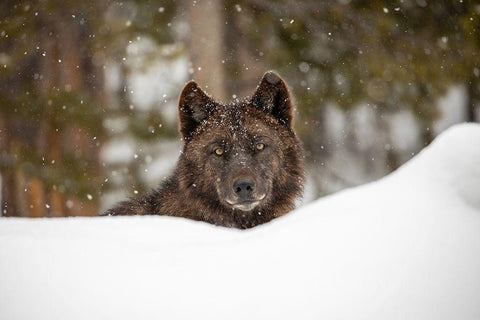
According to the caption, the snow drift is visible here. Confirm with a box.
[1,123,479,320]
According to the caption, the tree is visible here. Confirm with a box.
[1,1,477,214]
[220,0,478,194]
[0,1,106,216]
[185,0,228,101]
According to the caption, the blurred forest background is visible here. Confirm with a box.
[0,0,479,217]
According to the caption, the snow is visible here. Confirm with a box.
[1,123,480,320]
[434,86,468,135]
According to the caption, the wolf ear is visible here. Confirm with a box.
[251,71,294,127]
[178,81,215,140]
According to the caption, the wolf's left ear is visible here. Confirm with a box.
[178,81,215,140]
[252,71,293,127]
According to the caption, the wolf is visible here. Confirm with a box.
[104,71,304,229]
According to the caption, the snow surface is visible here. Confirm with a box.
[1,123,480,320]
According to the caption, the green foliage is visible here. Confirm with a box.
[236,0,479,151]
[0,0,184,207]
[1,0,478,213]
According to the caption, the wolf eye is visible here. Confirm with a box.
[256,143,265,151]
[214,148,224,156]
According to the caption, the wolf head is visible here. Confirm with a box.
[177,71,304,220]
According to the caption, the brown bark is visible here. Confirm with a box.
[1,168,17,217]
[27,177,46,218]
[1,133,25,216]
[48,130,64,217]
[186,0,227,101]
[467,78,479,123]
[224,3,267,99]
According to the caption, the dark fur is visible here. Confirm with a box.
[104,71,304,229]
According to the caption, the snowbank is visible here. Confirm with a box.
[1,123,479,320]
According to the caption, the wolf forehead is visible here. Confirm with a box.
[188,102,284,143]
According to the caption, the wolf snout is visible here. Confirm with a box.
[233,178,254,199]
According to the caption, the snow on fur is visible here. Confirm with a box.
[1,123,479,320]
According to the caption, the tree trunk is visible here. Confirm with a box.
[186,0,227,101]
[467,78,479,123]
[223,2,268,99]
[27,177,46,218]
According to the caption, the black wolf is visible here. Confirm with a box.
[104,71,304,229]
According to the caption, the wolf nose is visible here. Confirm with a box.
[233,178,254,198]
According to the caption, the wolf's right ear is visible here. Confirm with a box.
[252,71,294,127]
[178,81,215,140]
